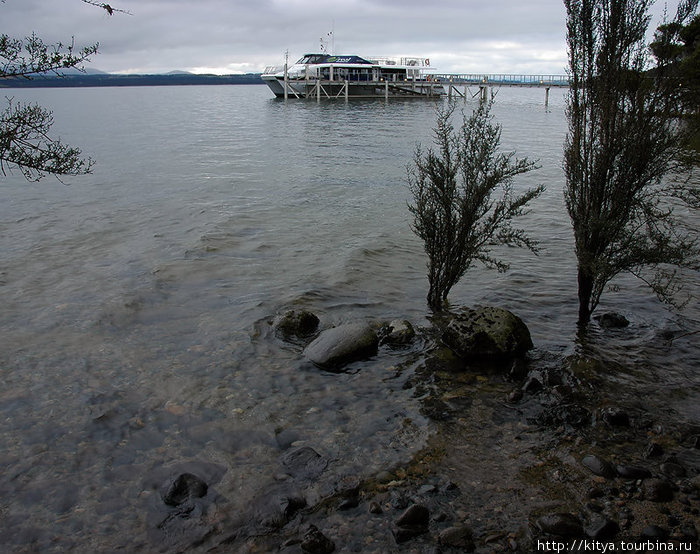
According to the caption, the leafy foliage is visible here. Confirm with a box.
[0,0,125,181]
[651,3,700,159]
[564,0,700,324]
[408,99,543,311]
[0,98,93,180]
[1,33,98,79]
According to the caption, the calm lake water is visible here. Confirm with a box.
[1,84,698,552]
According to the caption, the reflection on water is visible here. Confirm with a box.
[0,85,697,551]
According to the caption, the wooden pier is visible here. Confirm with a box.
[281,72,568,105]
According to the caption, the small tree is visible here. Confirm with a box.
[564,0,700,325]
[408,99,543,312]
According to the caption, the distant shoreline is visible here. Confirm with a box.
[0,73,263,88]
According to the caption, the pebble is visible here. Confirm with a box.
[162,473,208,506]
[644,442,664,458]
[536,513,583,537]
[661,462,687,479]
[396,504,430,527]
[438,525,474,551]
[642,478,675,502]
[601,406,630,427]
[300,524,335,554]
[615,465,652,479]
[641,525,669,539]
[585,516,619,540]
[582,454,616,478]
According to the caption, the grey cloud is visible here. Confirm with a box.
[1,0,682,75]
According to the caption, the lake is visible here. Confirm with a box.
[0,84,698,552]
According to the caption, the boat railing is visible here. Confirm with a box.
[263,65,285,75]
[367,56,430,68]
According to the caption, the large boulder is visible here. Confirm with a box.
[303,322,378,370]
[441,306,533,361]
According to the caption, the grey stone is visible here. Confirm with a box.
[303,322,378,369]
[642,478,675,502]
[300,524,335,554]
[438,525,475,550]
[641,525,669,539]
[536,513,583,537]
[585,516,619,540]
[661,462,687,479]
[381,319,416,346]
[441,306,533,361]
[281,446,328,481]
[582,454,616,479]
[274,310,320,338]
[396,504,430,527]
[595,312,629,328]
[615,465,652,479]
[163,473,208,506]
[601,406,630,427]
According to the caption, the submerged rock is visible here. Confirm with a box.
[536,513,583,537]
[600,406,631,427]
[595,312,629,328]
[163,473,208,506]
[441,306,533,361]
[615,465,652,479]
[274,310,320,339]
[660,462,687,479]
[380,319,416,346]
[300,524,335,553]
[303,322,378,370]
[393,504,430,543]
[251,483,307,529]
[396,504,430,527]
[281,446,328,481]
[438,525,475,550]
[585,516,619,540]
[582,454,616,479]
[642,478,675,502]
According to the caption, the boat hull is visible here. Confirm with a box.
[262,77,445,99]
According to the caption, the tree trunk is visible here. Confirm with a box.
[427,285,444,313]
[577,265,594,324]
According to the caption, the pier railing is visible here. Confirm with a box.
[434,73,569,86]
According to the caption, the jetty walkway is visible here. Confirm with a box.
[437,73,569,104]
[282,73,569,103]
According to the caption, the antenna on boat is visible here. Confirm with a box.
[320,23,334,54]
[331,20,335,54]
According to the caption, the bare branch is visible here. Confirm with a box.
[80,0,131,16]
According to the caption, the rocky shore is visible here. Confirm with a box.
[149,306,699,553]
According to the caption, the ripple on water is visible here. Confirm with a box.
[0,85,697,552]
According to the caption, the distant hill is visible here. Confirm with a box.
[60,67,110,75]
[0,73,263,88]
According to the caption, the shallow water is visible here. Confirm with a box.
[0,84,698,551]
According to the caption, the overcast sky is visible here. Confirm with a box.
[2,0,686,76]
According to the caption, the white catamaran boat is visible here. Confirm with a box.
[262,54,445,99]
